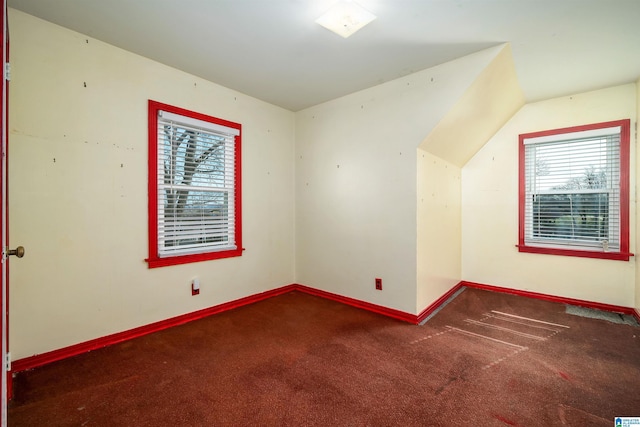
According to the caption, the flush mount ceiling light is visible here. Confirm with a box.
[315,0,377,38]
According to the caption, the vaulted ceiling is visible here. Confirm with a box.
[10,0,640,111]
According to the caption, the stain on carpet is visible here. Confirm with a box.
[565,305,640,326]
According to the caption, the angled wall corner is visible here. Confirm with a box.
[419,43,525,168]
[416,149,461,313]
[294,44,511,315]
[415,44,524,314]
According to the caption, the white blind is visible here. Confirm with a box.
[524,131,620,251]
[157,110,237,257]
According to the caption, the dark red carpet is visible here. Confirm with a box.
[9,288,640,426]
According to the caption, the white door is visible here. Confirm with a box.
[0,0,13,427]
[1,0,8,424]
[0,0,7,423]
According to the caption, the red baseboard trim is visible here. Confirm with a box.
[13,281,639,373]
[460,281,639,320]
[11,284,298,373]
[292,284,418,324]
[416,282,465,324]
[12,283,419,373]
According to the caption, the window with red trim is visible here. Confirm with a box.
[518,119,631,261]
[147,100,242,268]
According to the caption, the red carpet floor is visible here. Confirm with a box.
[9,287,640,426]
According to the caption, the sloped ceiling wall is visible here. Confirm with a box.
[416,44,525,314]
[419,44,525,167]
[295,45,510,314]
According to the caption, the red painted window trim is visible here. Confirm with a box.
[518,119,631,261]
[146,100,242,268]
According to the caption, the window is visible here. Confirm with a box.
[518,119,631,261]
[147,100,242,268]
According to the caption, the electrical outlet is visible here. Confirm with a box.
[375,278,382,290]
[191,278,200,296]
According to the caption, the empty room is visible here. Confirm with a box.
[2,0,640,425]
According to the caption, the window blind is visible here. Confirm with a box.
[157,110,237,257]
[523,131,621,251]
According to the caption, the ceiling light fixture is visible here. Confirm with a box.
[315,0,377,38]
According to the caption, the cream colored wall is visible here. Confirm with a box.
[8,9,295,360]
[415,44,523,313]
[420,44,525,167]
[417,150,461,311]
[295,46,504,314]
[462,84,637,307]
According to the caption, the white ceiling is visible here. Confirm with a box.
[9,0,640,111]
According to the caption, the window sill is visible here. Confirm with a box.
[516,244,632,261]
[146,248,243,268]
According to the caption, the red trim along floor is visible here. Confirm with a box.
[461,281,640,321]
[12,281,639,374]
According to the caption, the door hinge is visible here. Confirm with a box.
[4,62,9,81]
[5,352,10,372]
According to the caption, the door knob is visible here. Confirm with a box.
[8,246,25,258]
